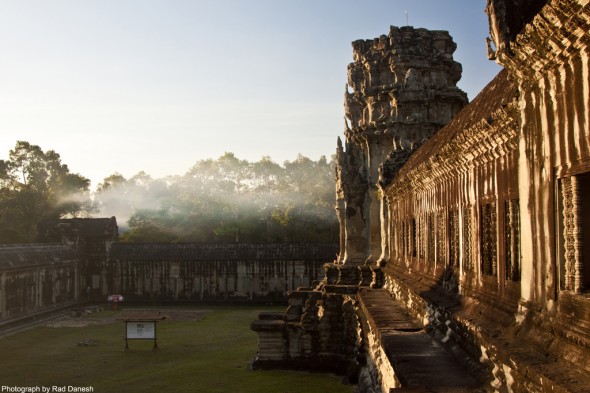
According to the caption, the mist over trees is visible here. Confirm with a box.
[0,142,338,244]
[95,152,338,243]
[0,141,93,243]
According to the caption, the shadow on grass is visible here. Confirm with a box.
[0,306,352,393]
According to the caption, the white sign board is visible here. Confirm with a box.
[126,322,156,339]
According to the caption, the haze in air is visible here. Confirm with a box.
[0,0,501,190]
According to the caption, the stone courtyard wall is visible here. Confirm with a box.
[0,244,80,321]
[37,217,119,296]
[0,228,337,323]
[109,243,337,302]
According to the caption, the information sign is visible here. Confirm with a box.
[126,322,156,339]
[116,310,166,351]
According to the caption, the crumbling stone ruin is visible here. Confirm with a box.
[252,1,590,392]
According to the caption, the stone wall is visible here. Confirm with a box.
[0,244,79,321]
[109,243,337,302]
[491,0,590,386]
[0,219,119,323]
[382,68,520,310]
[37,217,119,296]
[376,1,590,389]
[0,218,337,321]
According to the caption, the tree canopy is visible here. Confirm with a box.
[0,141,93,243]
[1,142,337,244]
[95,152,338,243]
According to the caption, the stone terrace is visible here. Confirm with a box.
[357,289,482,393]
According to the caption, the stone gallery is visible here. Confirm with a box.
[0,218,336,321]
[252,1,590,392]
[1,0,589,392]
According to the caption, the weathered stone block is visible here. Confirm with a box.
[359,265,373,286]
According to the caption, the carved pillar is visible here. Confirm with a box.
[562,176,583,293]
[336,197,346,264]
[366,135,393,264]
[337,138,371,265]
[463,205,475,273]
[505,198,521,281]
[437,209,447,269]
[449,209,459,268]
[335,141,347,265]
[377,194,390,267]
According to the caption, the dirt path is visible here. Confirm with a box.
[46,307,211,328]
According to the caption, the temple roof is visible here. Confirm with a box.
[109,242,338,262]
[381,68,518,189]
[37,217,118,241]
[0,244,78,269]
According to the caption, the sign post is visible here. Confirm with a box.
[116,310,167,351]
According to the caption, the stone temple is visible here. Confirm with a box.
[1,1,589,392]
[252,1,590,392]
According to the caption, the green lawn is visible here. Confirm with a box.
[0,307,352,393]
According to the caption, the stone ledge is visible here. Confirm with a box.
[323,285,360,295]
[251,357,351,374]
[357,289,481,391]
[250,319,285,332]
[384,266,590,393]
[257,312,285,321]
[287,289,323,300]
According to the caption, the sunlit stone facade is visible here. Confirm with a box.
[253,1,590,391]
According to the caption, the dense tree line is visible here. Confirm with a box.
[1,142,338,244]
[0,141,93,243]
[96,152,338,243]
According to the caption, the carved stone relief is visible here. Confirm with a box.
[505,198,521,281]
[448,209,460,268]
[463,206,476,272]
[561,176,583,292]
[428,214,436,265]
[437,210,447,267]
[480,202,497,276]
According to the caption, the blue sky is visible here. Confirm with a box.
[0,0,501,189]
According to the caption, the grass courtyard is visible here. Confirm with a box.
[0,306,352,393]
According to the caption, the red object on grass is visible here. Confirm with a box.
[107,294,124,302]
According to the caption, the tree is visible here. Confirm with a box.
[0,141,93,243]
[104,152,338,243]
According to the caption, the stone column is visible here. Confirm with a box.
[335,146,347,264]
[338,139,371,265]
[366,135,393,264]
[377,193,390,267]
[335,197,346,263]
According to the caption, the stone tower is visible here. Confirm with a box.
[252,25,468,377]
[337,26,467,266]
